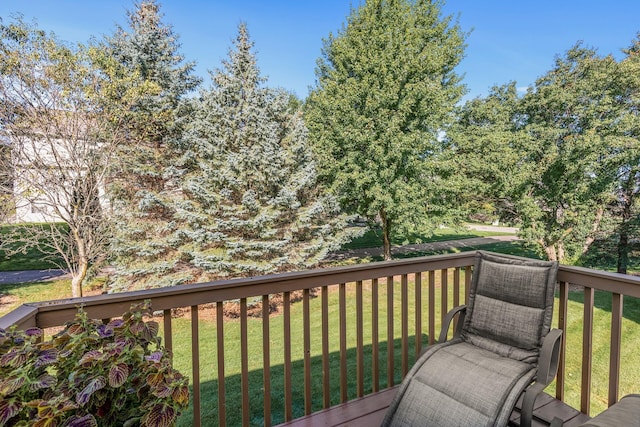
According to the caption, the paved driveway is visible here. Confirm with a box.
[0,269,69,285]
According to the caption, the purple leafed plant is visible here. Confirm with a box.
[0,301,189,427]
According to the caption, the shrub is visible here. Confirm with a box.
[0,301,188,426]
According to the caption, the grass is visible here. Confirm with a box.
[0,278,105,317]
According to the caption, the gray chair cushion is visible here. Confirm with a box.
[382,251,559,427]
[382,339,536,426]
[579,394,640,426]
[462,251,558,363]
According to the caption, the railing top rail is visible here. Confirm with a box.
[1,251,477,330]
[558,264,640,298]
[4,251,640,331]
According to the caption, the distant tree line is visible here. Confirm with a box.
[1,0,638,299]
[450,41,640,272]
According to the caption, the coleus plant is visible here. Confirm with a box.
[0,301,189,426]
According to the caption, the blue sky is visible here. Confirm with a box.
[1,1,639,101]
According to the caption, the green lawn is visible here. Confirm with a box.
[0,278,105,317]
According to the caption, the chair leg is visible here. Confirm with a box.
[550,417,564,427]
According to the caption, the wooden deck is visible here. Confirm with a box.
[277,387,592,427]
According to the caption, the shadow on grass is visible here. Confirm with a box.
[576,236,640,273]
[0,224,66,271]
[178,335,428,427]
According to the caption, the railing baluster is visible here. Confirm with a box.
[262,295,271,427]
[465,265,472,303]
[372,278,380,392]
[387,275,394,387]
[581,287,594,415]
[283,291,292,421]
[415,272,422,357]
[453,268,460,332]
[557,281,568,402]
[608,293,623,406]
[401,274,409,378]
[356,280,364,397]
[216,302,226,427]
[240,299,249,426]
[191,305,201,427]
[303,289,312,414]
[453,267,460,307]
[428,270,435,345]
[163,309,172,355]
[441,268,448,329]
[339,283,348,402]
[321,285,330,408]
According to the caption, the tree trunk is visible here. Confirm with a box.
[582,207,604,256]
[616,193,634,274]
[617,223,630,274]
[380,208,392,261]
[557,242,565,263]
[544,244,557,261]
[71,259,88,298]
[71,235,89,298]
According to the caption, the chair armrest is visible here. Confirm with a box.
[438,305,467,343]
[520,329,563,427]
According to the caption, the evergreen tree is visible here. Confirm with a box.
[97,1,201,289]
[154,24,358,284]
[305,0,467,260]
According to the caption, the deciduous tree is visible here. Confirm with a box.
[608,36,640,273]
[516,46,620,261]
[448,83,531,224]
[305,0,466,260]
[0,18,116,296]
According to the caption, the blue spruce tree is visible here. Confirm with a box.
[102,1,201,290]
[172,24,360,282]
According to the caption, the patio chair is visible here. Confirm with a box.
[381,250,562,427]
[576,394,640,426]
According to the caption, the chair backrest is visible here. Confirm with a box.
[461,251,559,364]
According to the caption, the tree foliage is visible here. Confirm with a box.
[130,24,359,286]
[0,18,115,296]
[454,44,639,265]
[516,46,624,261]
[305,0,467,260]
[97,1,201,289]
[607,35,640,273]
[448,82,531,224]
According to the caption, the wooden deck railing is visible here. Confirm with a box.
[1,250,640,426]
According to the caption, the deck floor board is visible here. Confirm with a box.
[277,387,591,427]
